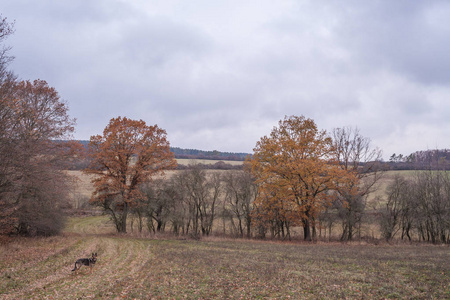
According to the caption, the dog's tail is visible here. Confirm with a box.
[71,263,77,272]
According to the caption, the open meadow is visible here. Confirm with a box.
[0,215,449,299]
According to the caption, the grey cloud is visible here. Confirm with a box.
[113,17,213,70]
[2,0,450,158]
[334,1,450,85]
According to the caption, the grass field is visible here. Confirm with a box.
[176,158,244,166]
[1,215,449,299]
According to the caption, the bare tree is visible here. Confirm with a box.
[378,171,450,243]
[379,175,409,241]
[331,127,384,241]
[223,170,257,238]
[0,15,17,235]
[0,15,15,84]
[137,179,178,233]
[412,171,450,243]
[175,165,222,237]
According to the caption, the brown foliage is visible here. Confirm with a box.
[85,116,177,233]
[0,79,77,236]
[247,115,355,241]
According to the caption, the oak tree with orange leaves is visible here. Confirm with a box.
[85,117,177,233]
[247,115,355,241]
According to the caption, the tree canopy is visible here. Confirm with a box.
[247,115,355,240]
[0,79,77,236]
[85,116,177,233]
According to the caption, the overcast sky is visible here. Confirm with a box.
[2,1,450,159]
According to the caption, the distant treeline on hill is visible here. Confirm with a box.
[74,141,450,170]
[76,141,250,161]
[389,149,450,170]
[170,147,249,161]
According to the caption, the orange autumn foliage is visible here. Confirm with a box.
[246,115,356,240]
[85,117,177,233]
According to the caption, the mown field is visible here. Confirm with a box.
[364,170,420,203]
[0,215,449,299]
[175,158,244,166]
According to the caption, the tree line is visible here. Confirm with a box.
[170,147,248,161]
[389,149,450,170]
[380,171,450,243]
[84,115,448,243]
[77,141,249,161]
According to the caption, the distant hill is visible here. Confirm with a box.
[76,140,250,161]
[389,149,450,170]
[170,147,249,161]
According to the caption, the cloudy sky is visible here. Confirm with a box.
[2,1,450,159]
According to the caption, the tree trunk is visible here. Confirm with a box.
[137,212,143,233]
[348,223,353,241]
[303,218,312,241]
[156,220,163,232]
[118,203,128,233]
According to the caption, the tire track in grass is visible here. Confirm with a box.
[60,216,156,298]
[2,215,122,299]
[2,217,156,299]
[1,238,101,298]
[7,236,156,299]
[98,237,154,298]
[36,236,123,299]
[0,236,83,298]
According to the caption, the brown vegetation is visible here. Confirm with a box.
[0,216,449,299]
[246,116,357,241]
[84,116,177,233]
[0,61,79,236]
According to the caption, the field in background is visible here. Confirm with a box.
[68,168,423,200]
[1,215,449,299]
[176,158,244,166]
[68,169,411,198]
[66,169,437,239]
[365,170,419,203]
